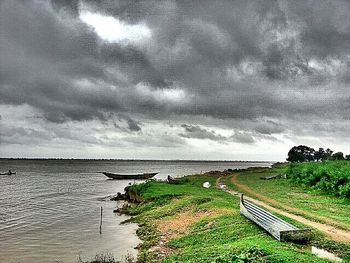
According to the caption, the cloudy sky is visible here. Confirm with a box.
[0,0,349,161]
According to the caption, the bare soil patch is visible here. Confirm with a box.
[151,209,229,259]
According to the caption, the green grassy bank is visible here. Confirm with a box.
[224,164,350,261]
[225,164,350,231]
[124,173,336,262]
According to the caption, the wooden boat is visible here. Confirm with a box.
[0,171,16,175]
[240,194,311,242]
[101,172,158,180]
[167,175,180,184]
[260,173,287,180]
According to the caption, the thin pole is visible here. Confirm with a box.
[99,206,103,234]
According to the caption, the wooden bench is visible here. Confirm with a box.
[240,194,311,242]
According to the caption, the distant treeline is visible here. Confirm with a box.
[287,145,350,163]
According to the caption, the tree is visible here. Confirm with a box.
[314,147,326,161]
[325,148,334,160]
[346,155,350,160]
[332,152,345,160]
[287,145,315,163]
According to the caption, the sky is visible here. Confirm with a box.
[0,0,349,161]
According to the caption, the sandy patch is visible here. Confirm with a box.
[151,209,230,258]
[158,210,226,239]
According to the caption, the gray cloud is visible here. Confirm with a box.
[231,132,256,144]
[254,120,285,135]
[0,0,349,158]
[117,115,142,132]
[179,124,257,144]
[179,124,226,141]
[126,119,141,132]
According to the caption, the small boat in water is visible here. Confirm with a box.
[101,172,158,180]
[0,170,16,175]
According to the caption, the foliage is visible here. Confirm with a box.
[314,147,333,162]
[287,145,316,162]
[287,161,350,198]
[213,247,267,263]
[333,152,345,160]
[286,145,349,163]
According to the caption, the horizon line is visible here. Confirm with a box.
[0,157,277,163]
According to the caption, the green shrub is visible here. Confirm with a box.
[287,161,350,197]
[213,247,267,263]
[339,183,350,198]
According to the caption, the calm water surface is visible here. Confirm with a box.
[0,159,271,263]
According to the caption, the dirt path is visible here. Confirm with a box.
[216,176,350,243]
[231,174,349,229]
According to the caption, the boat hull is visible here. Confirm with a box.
[0,172,16,175]
[240,194,311,243]
[102,172,158,180]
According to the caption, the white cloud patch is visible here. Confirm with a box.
[135,82,190,104]
[79,11,151,44]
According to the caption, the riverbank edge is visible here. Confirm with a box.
[111,184,156,262]
[112,166,349,262]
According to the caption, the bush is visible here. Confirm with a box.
[339,183,350,198]
[287,161,350,197]
[213,247,267,263]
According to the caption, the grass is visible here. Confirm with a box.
[224,165,350,261]
[125,174,333,262]
[225,166,350,230]
[76,252,136,263]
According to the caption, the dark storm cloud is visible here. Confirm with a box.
[285,0,350,58]
[126,119,141,132]
[50,0,80,15]
[0,126,53,145]
[99,43,167,87]
[117,115,142,132]
[180,124,257,144]
[179,124,226,141]
[231,132,256,144]
[253,120,285,135]
[0,0,349,148]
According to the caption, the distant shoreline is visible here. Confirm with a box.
[0,158,274,163]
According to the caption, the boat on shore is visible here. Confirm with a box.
[240,194,310,242]
[101,172,158,180]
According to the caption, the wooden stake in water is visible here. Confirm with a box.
[99,206,103,234]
